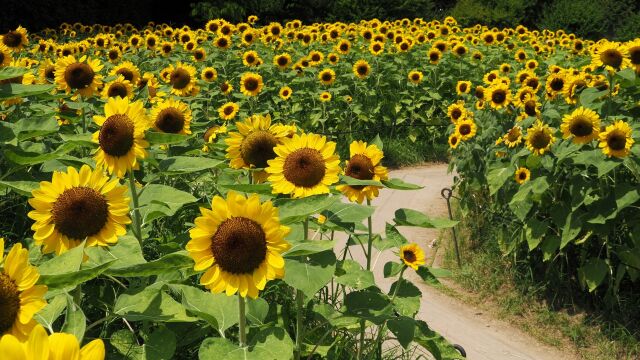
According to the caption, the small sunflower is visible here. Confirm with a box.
[28,164,131,254]
[352,59,371,79]
[319,91,332,102]
[515,167,531,185]
[92,97,149,178]
[447,101,467,123]
[150,98,192,135]
[204,124,228,143]
[101,75,133,99]
[336,141,388,204]
[220,81,233,95]
[201,67,218,82]
[336,39,351,54]
[109,61,140,84]
[239,72,263,97]
[218,101,240,121]
[545,73,566,99]
[186,191,291,298]
[0,324,105,359]
[273,53,291,69]
[456,80,471,95]
[448,133,461,149]
[193,48,206,62]
[318,68,336,86]
[561,107,601,144]
[503,126,523,148]
[599,120,634,158]
[526,120,556,156]
[408,70,423,84]
[485,83,512,110]
[266,133,341,198]
[164,62,197,97]
[54,55,103,97]
[279,86,292,100]
[369,41,384,56]
[399,243,425,270]
[0,240,47,339]
[455,118,477,141]
[37,58,56,84]
[242,50,261,67]
[214,36,231,49]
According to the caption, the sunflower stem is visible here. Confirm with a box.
[366,198,373,270]
[295,218,309,360]
[128,170,143,244]
[80,95,88,134]
[238,294,247,347]
[374,266,407,357]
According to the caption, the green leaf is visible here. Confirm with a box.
[34,294,67,329]
[61,297,86,342]
[111,327,177,360]
[219,183,273,195]
[3,143,79,165]
[158,156,224,174]
[615,184,640,212]
[283,250,336,297]
[322,201,375,226]
[524,218,547,251]
[38,242,85,276]
[15,115,59,141]
[339,175,383,187]
[0,180,39,196]
[275,195,340,224]
[579,87,608,109]
[389,279,421,316]
[335,260,375,290]
[561,211,583,249]
[114,286,196,323]
[284,240,335,257]
[108,252,193,277]
[579,258,609,292]
[0,66,30,81]
[487,166,514,195]
[169,284,238,333]
[40,261,114,291]
[246,298,269,325]
[381,178,423,190]
[388,316,416,349]
[0,84,56,100]
[384,261,404,278]
[394,208,458,228]
[84,235,146,270]
[198,327,294,360]
[344,288,393,324]
[145,131,192,145]
[370,134,384,150]
[374,223,408,251]
[138,184,197,223]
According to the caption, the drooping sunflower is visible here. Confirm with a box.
[515,167,530,185]
[456,80,471,95]
[186,191,291,298]
[1,26,29,50]
[164,62,197,97]
[101,75,133,99]
[484,83,512,110]
[318,68,336,86]
[408,70,423,84]
[599,120,634,158]
[455,118,477,141]
[218,101,240,121]
[503,126,523,148]
[150,98,192,135]
[399,243,425,270]
[352,59,371,80]
[591,42,629,71]
[560,107,601,144]
[92,97,149,178]
[0,240,47,339]
[525,120,556,156]
[54,55,103,97]
[279,86,292,100]
[0,324,105,359]
[336,141,388,204]
[266,133,341,198]
[201,67,218,82]
[28,164,130,254]
[239,72,263,97]
[109,61,140,84]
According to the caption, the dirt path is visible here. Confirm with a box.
[344,164,575,360]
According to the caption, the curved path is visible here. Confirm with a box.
[343,164,575,360]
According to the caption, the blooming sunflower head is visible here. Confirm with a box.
[101,75,133,99]
[399,243,425,270]
[525,120,556,156]
[408,70,423,84]
[164,62,197,96]
[456,80,471,95]
[599,120,634,158]
[353,59,371,79]
[0,324,105,359]
[318,68,336,86]
[218,101,240,121]
[186,192,290,298]
[503,126,523,148]
[319,91,332,102]
[485,83,512,110]
[279,86,292,100]
[54,55,103,97]
[337,141,389,204]
[109,61,140,84]
[201,67,218,82]
[561,107,601,144]
[1,27,28,50]
[266,133,341,198]
[448,133,461,149]
[455,118,477,141]
[150,98,192,135]
[239,72,263,97]
[0,241,47,339]
[273,53,291,69]
[515,167,530,185]
[591,42,629,71]
[92,97,149,178]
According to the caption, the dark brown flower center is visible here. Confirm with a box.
[530,130,551,149]
[243,77,259,91]
[2,31,22,48]
[64,62,95,89]
[277,56,288,66]
[217,38,228,47]
[357,65,368,76]
[195,51,204,60]
[155,107,185,133]
[52,186,109,240]
[526,78,539,89]
[507,128,521,142]
[44,66,55,81]
[403,250,416,263]
[205,71,214,79]
[601,49,623,68]
[519,172,527,180]
[491,90,506,104]
[241,130,278,168]
[524,101,537,116]
[108,50,119,60]
[321,72,332,82]
[223,105,235,116]
[607,131,627,151]
[451,108,462,120]
[459,83,467,92]
[284,148,326,188]
[107,83,129,98]
[411,74,420,81]
[116,68,134,82]
[569,116,594,137]
[629,47,640,65]
[345,154,375,190]
[429,52,439,62]
[550,78,564,91]
[170,68,191,90]
[99,114,135,157]
[221,83,230,92]
[459,124,471,136]
[211,217,267,274]
[246,54,255,63]
[450,136,458,146]
[0,273,20,333]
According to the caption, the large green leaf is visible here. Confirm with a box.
[275,195,340,224]
[108,252,193,277]
[169,284,238,334]
[335,260,375,290]
[198,327,294,360]
[145,131,192,145]
[344,288,393,324]
[158,156,224,174]
[388,316,416,349]
[138,184,197,223]
[487,165,514,195]
[283,250,336,297]
[111,327,177,360]
[0,66,30,81]
[389,279,421,316]
[394,208,458,228]
[381,178,423,190]
[114,286,196,323]
[84,235,146,270]
[61,296,86,342]
[0,180,39,196]
[579,258,609,292]
[0,83,56,100]
[283,240,335,257]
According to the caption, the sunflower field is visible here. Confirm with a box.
[0,14,638,360]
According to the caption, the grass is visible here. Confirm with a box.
[434,200,640,360]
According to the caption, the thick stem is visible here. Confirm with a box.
[238,295,247,347]
[295,218,310,360]
[128,170,143,244]
[366,199,374,270]
[80,95,87,134]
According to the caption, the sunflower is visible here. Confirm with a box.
[266,133,340,198]
[352,59,371,80]
[0,44,12,67]
[242,50,261,67]
[515,167,530,184]
[163,62,197,97]
[279,86,292,100]
[452,43,468,56]
[455,118,477,141]
[503,126,523,148]
[193,48,206,62]
[159,41,174,56]
[599,120,634,158]
[220,81,233,95]
[214,36,231,49]
[204,124,228,143]
[54,55,103,97]
[37,59,56,84]
[427,48,442,64]
[0,240,46,339]
[1,26,28,50]
[327,53,340,65]
[626,39,640,69]
[0,324,105,359]
[399,243,425,270]
[408,70,423,84]
[218,101,240,121]
[318,68,336,86]
[186,191,290,298]
[273,53,291,69]
[319,91,332,102]
[369,41,384,56]
[109,61,140,84]
[150,98,192,135]
[456,80,471,95]
[336,141,388,204]
[484,83,511,110]
[447,101,467,123]
[514,49,527,62]
[101,75,133,99]
[92,97,149,178]
[526,120,556,156]
[545,73,566,99]
[106,47,121,63]
[448,133,461,149]
[563,74,589,105]
[336,39,351,54]
[239,72,263,97]
[592,42,629,71]
[560,107,600,144]
[28,164,130,255]
[137,72,165,103]
[201,67,218,82]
